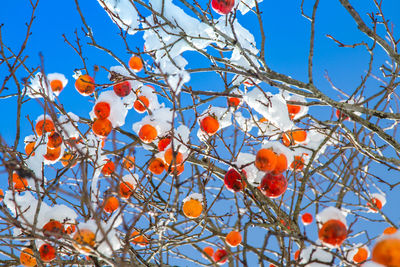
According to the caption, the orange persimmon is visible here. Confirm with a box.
[301,213,313,226]
[63,224,76,235]
[318,219,347,247]
[167,163,184,176]
[383,227,397,235]
[149,158,165,175]
[131,231,149,247]
[272,153,287,175]
[103,196,119,213]
[92,118,112,138]
[255,148,277,172]
[372,238,400,266]
[39,243,56,262]
[47,132,62,149]
[0,189,3,202]
[213,249,228,265]
[202,246,214,260]
[43,220,64,237]
[122,156,135,170]
[73,229,96,253]
[183,198,203,219]
[20,248,37,267]
[164,148,184,166]
[129,56,143,72]
[134,96,150,113]
[101,160,115,176]
[50,79,63,93]
[290,156,304,171]
[158,137,171,151]
[226,231,242,247]
[138,124,157,143]
[200,116,219,135]
[25,142,36,156]
[119,181,134,199]
[94,102,111,119]
[113,81,132,97]
[35,119,55,136]
[75,74,95,96]
[12,172,28,192]
[227,97,240,107]
[44,146,62,161]
[61,152,77,168]
[353,247,369,263]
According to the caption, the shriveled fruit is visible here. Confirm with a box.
[200,116,219,135]
[301,213,313,226]
[134,96,150,113]
[92,118,112,138]
[103,196,119,213]
[119,181,134,199]
[213,249,228,265]
[226,231,242,247]
[149,158,165,175]
[20,248,37,267]
[75,74,95,96]
[12,172,28,192]
[183,199,203,219]
[202,246,214,260]
[39,243,56,262]
[224,169,246,192]
[259,173,288,198]
[211,0,235,15]
[113,81,131,97]
[139,124,157,143]
[36,119,55,136]
[43,220,64,237]
[123,156,135,170]
[255,149,277,172]
[94,102,111,119]
[318,219,347,247]
[47,132,62,149]
[372,238,400,266]
[131,231,149,247]
[158,137,171,151]
[129,56,143,72]
[101,160,115,176]
[73,229,96,253]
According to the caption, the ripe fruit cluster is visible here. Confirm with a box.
[92,101,113,138]
[255,148,289,198]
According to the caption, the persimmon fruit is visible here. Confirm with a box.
[12,172,28,192]
[227,97,240,107]
[149,158,165,175]
[39,243,56,262]
[73,229,96,253]
[224,169,246,192]
[301,213,313,226]
[131,231,149,247]
[213,249,228,265]
[383,227,397,235]
[139,124,157,143]
[35,119,55,136]
[119,181,134,199]
[353,247,368,263]
[372,238,400,266]
[94,102,111,119]
[44,146,61,161]
[183,198,203,219]
[202,246,214,260]
[43,220,64,237]
[50,79,63,93]
[134,96,150,113]
[259,173,288,198]
[129,56,143,72]
[255,149,277,172]
[211,0,235,15]
[101,160,115,176]
[113,81,131,97]
[47,132,62,149]
[123,156,135,170]
[20,248,36,267]
[200,116,219,135]
[272,153,287,175]
[318,219,347,247]
[92,118,112,138]
[103,196,119,213]
[25,142,36,156]
[226,231,242,247]
[75,74,95,96]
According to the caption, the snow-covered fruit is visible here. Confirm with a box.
[318,219,347,247]
[224,168,246,192]
[75,74,95,96]
[259,173,288,198]
[113,81,131,97]
[212,0,235,15]
[213,248,228,265]
[200,115,219,135]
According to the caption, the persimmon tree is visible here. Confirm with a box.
[0,0,400,266]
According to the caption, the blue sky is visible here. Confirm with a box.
[1,0,400,266]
